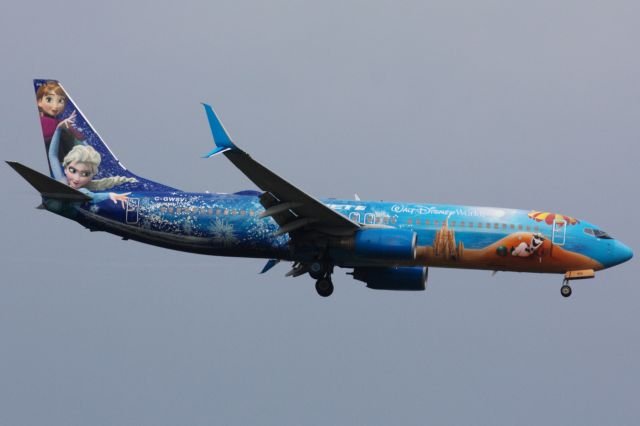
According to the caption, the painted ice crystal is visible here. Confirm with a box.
[208,218,237,246]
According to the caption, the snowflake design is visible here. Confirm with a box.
[89,204,100,213]
[208,218,237,246]
[183,218,195,236]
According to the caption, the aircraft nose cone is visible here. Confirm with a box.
[617,241,633,264]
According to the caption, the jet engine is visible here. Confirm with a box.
[352,266,428,291]
[352,229,417,261]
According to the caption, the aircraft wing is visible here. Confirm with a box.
[202,104,360,237]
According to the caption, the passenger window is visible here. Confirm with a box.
[365,213,375,224]
[349,212,361,222]
[415,218,421,225]
[518,224,523,230]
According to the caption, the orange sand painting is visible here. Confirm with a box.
[414,221,602,273]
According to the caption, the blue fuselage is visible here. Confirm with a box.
[43,191,633,274]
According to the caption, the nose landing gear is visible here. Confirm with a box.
[560,269,595,298]
[560,282,572,298]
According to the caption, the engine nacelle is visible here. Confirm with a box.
[353,229,417,261]
[352,266,428,291]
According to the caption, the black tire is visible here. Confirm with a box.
[561,284,572,298]
[315,279,334,297]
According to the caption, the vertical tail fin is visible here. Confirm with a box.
[34,79,178,192]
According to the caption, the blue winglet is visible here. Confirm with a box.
[202,103,236,158]
[201,146,231,158]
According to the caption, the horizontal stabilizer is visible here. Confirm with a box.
[6,161,91,201]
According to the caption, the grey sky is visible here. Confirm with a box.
[1,1,639,425]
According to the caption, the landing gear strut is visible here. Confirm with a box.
[315,278,334,297]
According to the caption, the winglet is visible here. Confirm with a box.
[202,103,237,157]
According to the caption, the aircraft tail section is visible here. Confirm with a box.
[33,79,179,193]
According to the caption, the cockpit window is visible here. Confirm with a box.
[584,228,613,239]
[593,229,613,239]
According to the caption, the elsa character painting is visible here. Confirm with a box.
[49,143,137,207]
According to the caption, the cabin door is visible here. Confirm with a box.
[552,219,566,246]
[126,198,140,224]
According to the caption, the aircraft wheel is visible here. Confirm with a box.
[309,262,326,280]
[315,278,334,297]
[561,284,572,298]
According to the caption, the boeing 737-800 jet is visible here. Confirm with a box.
[7,79,633,297]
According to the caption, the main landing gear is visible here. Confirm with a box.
[309,261,334,297]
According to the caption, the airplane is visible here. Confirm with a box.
[7,79,633,298]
